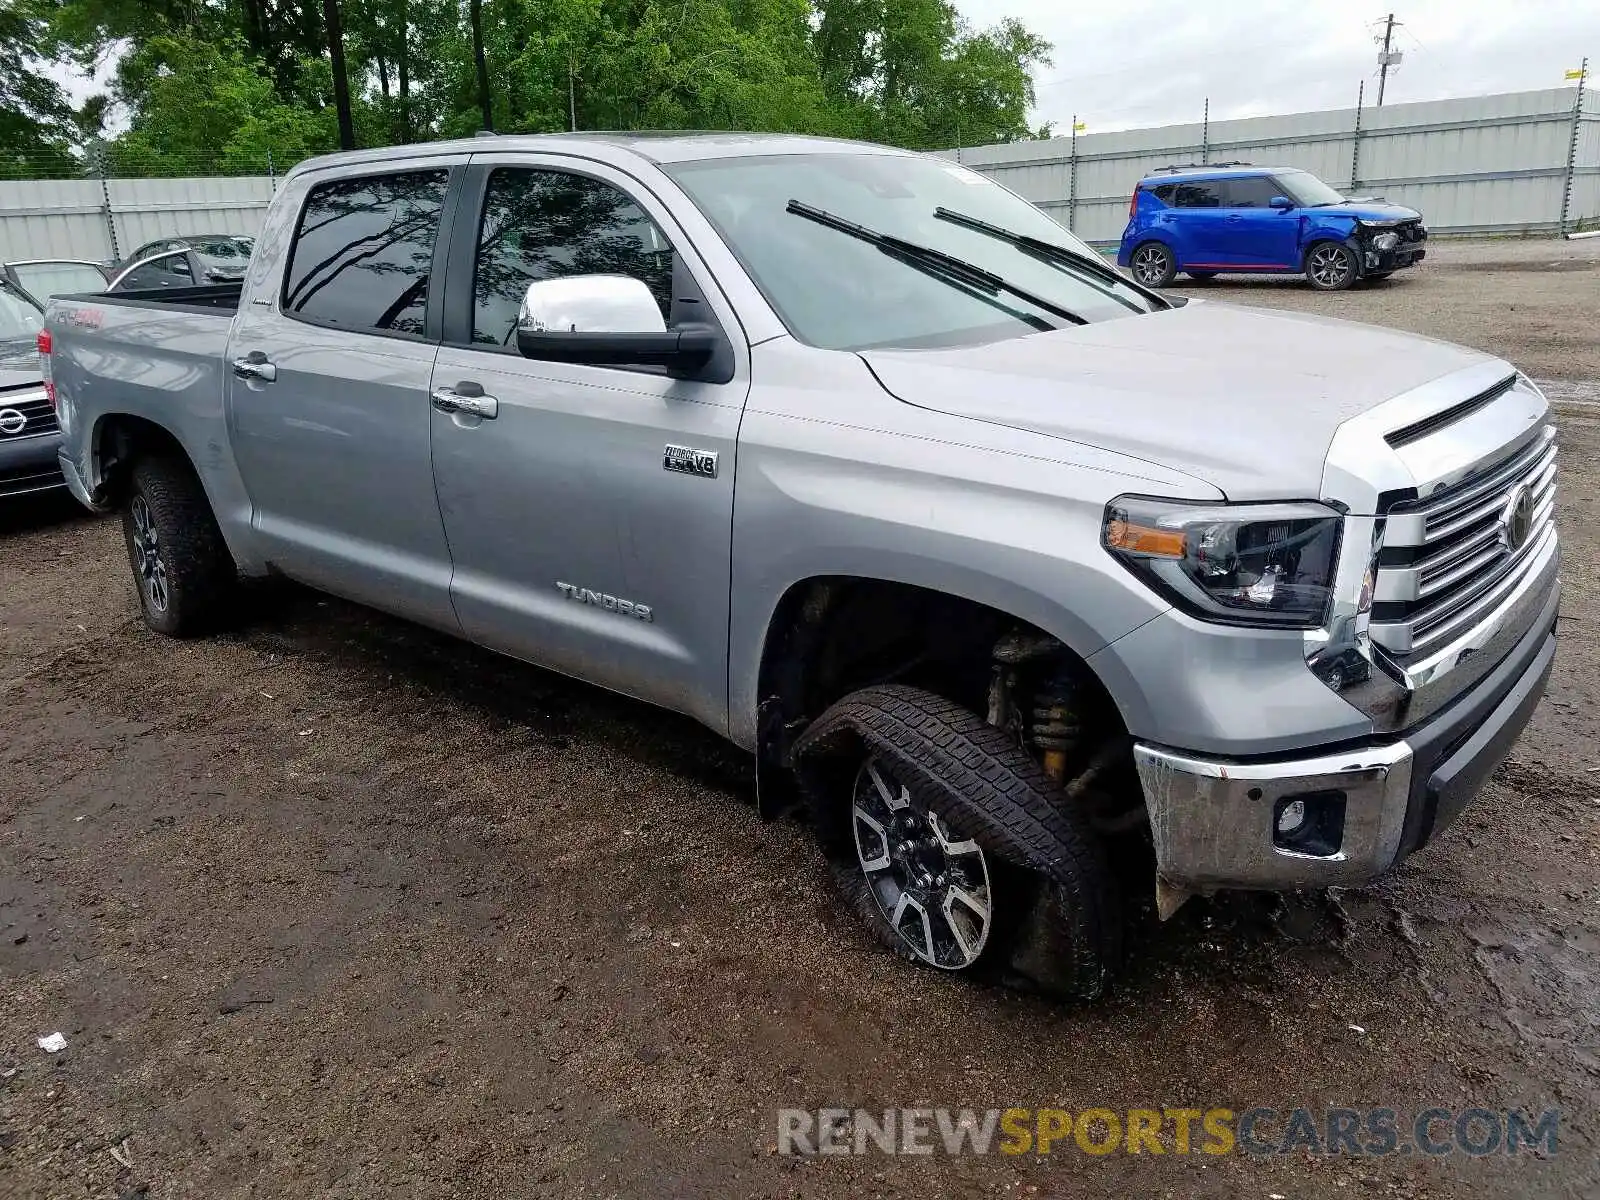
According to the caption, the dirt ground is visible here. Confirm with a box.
[3,238,1599,1200]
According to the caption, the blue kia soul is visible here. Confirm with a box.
[1117,163,1426,290]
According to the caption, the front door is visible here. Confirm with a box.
[1219,176,1302,269]
[428,156,749,732]
[226,160,463,630]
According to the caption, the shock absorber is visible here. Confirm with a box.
[991,631,1081,783]
[1029,673,1080,783]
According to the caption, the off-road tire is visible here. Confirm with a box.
[793,684,1122,1000]
[121,455,237,637]
[1129,241,1177,288]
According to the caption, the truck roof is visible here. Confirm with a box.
[285,131,911,179]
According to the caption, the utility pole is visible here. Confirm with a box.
[1377,12,1397,107]
[568,55,577,131]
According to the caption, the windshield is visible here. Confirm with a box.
[664,152,1158,351]
[1275,170,1347,208]
[0,285,43,347]
[10,262,105,301]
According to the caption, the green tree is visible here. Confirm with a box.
[0,3,80,176]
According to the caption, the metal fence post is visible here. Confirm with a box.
[267,148,276,192]
[1559,58,1588,234]
[1201,97,1209,164]
[1351,80,1365,191]
[94,149,120,263]
[1068,114,1078,231]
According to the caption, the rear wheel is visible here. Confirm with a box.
[121,455,237,637]
[1185,270,1218,281]
[795,684,1122,1000]
[1305,242,1358,291]
[1129,242,1177,288]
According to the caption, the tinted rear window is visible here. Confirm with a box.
[1171,181,1224,208]
[282,170,448,336]
[1224,176,1280,207]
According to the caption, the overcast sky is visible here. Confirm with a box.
[962,0,1598,134]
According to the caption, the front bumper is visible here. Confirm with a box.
[1363,244,1425,273]
[1133,572,1557,891]
[0,430,65,498]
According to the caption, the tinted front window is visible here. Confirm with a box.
[10,262,105,301]
[666,153,1156,352]
[283,170,448,336]
[472,168,673,346]
[1172,181,1223,208]
[1224,176,1280,208]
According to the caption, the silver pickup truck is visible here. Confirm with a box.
[46,133,1558,998]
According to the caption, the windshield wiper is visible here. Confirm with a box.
[934,207,1164,312]
[785,200,1088,327]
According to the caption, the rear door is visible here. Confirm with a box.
[225,157,466,630]
[1221,175,1301,269]
[1168,179,1231,267]
[427,153,750,731]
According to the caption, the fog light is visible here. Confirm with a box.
[1272,790,1347,857]
[1276,798,1307,835]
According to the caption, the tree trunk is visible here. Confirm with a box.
[470,0,493,132]
[323,0,356,150]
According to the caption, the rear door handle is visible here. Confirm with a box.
[231,353,276,382]
[1226,214,1243,223]
[431,383,498,420]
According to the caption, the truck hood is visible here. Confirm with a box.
[860,301,1496,501]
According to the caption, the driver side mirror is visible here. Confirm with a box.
[515,274,717,373]
[1269,195,1295,210]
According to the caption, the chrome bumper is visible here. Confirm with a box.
[1134,567,1558,892]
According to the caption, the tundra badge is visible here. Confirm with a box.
[663,444,719,478]
[556,582,653,622]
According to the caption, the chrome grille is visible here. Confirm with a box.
[0,390,58,440]
[1370,424,1557,657]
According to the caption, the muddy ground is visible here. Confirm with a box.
[2,239,1599,1199]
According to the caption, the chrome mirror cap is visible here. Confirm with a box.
[517,275,665,336]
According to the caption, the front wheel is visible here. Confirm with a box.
[121,455,237,636]
[1305,242,1358,291]
[1129,242,1177,288]
[794,684,1122,1000]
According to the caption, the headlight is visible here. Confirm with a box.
[1102,497,1343,628]
[1372,232,1400,252]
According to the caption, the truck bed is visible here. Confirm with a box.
[53,282,242,316]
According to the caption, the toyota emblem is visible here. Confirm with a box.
[0,407,27,436]
[1499,483,1534,553]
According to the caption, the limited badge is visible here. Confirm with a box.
[663,444,719,479]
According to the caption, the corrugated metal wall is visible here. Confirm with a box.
[0,87,1593,263]
[942,87,1598,246]
[0,176,275,265]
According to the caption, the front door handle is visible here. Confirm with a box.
[231,352,276,382]
[431,383,498,420]
[1226,214,1243,222]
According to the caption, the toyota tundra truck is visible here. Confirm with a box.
[43,134,1558,998]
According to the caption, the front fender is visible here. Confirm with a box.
[725,343,1217,751]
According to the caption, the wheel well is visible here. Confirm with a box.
[94,415,189,505]
[755,578,1135,801]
